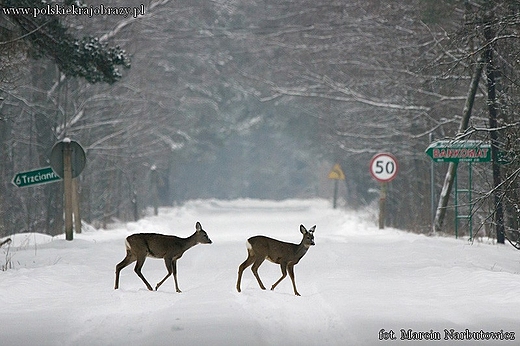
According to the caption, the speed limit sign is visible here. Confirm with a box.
[370,153,398,182]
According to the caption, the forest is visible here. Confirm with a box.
[0,0,519,242]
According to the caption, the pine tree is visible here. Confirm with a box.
[1,0,130,84]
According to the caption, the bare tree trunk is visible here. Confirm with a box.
[484,14,505,244]
[433,56,484,233]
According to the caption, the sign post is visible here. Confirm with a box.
[370,153,398,229]
[328,163,345,209]
[63,141,73,240]
[50,138,86,241]
[425,140,490,240]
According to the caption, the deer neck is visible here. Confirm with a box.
[182,232,199,251]
[294,242,310,260]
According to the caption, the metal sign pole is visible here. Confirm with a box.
[429,133,435,228]
[454,170,458,239]
[469,162,473,240]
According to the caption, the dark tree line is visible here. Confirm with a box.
[0,0,519,242]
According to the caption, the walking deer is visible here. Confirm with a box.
[114,222,212,292]
[236,224,315,296]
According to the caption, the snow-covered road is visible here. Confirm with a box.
[0,199,518,345]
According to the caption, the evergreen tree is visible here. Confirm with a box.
[1,0,130,84]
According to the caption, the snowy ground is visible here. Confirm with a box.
[0,199,519,345]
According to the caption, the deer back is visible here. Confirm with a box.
[127,233,184,258]
[248,236,303,264]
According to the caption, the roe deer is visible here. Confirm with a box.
[0,238,11,247]
[236,224,315,296]
[114,221,212,292]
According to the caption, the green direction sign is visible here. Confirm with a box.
[12,166,61,188]
[425,140,491,163]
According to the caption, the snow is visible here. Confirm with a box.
[0,199,519,345]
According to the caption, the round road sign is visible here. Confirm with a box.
[50,139,86,178]
[370,153,398,182]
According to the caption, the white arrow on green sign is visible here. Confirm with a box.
[12,166,61,188]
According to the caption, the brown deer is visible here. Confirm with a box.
[236,224,315,296]
[114,222,212,292]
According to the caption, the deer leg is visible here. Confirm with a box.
[155,257,173,291]
[171,260,182,293]
[251,258,267,290]
[271,263,288,291]
[133,256,153,291]
[114,251,135,289]
[287,264,300,296]
[236,254,255,292]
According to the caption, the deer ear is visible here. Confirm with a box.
[309,225,316,233]
[300,224,307,234]
[196,222,202,231]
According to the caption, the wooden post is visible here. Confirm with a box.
[379,182,387,229]
[332,180,338,209]
[63,140,73,241]
[72,178,81,234]
[151,165,159,216]
[132,188,139,221]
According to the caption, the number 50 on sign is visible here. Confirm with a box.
[370,153,398,182]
